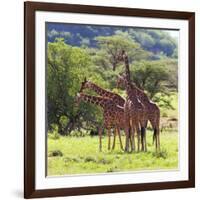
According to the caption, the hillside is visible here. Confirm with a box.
[47,23,178,58]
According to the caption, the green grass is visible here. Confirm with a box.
[47,130,178,176]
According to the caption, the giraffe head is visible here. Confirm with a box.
[79,77,93,92]
[116,49,126,62]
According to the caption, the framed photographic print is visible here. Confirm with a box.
[24,1,195,198]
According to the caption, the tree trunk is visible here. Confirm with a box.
[62,111,82,135]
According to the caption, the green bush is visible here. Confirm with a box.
[48,124,60,140]
[152,149,168,159]
[97,157,112,164]
[107,166,118,173]
[162,112,168,117]
[48,150,63,157]
[84,156,97,163]
[63,156,81,163]
[70,129,90,137]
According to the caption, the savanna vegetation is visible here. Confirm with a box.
[48,131,178,175]
[47,24,179,175]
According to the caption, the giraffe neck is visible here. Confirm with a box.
[122,73,151,106]
[88,82,113,97]
[79,94,110,108]
[121,52,150,105]
[124,80,139,104]
[123,53,131,81]
[87,82,125,106]
[135,86,150,104]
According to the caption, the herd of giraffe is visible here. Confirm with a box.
[75,50,160,152]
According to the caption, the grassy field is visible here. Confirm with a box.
[48,92,178,176]
[47,130,178,176]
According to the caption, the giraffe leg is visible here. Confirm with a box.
[157,126,160,151]
[144,119,148,129]
[136,123,140,152]
[99,127,102,152]
[143,120,148,152]
[149,118,158,151]
[107,128,111,150]
[155,128,158,152]
[154,127,158,152]
[157,116,161,151]
[141,126,145,151]
[143,127,147,152]
[124,127,130,152]
[128,127,133,152]
[117,128,124,150]
[151,121,159,152]
[140,116,146,152]
[156,108,161,151]
[112,128,117,150]
[130,121,135,151]
[140,123,147,152]
[124,103,130,152]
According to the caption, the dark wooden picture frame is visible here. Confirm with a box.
[24,1,195,198]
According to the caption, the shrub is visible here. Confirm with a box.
[48,124,60,140]
[84,156,97,162]
[162,112,168,117]
[90,129,98,136]
[59,115,69,132]
[63,156,81,163]
[107,166,118,172]
[70,129,90,137]
[48,150,63,157]
[152,149,168,159]
[97,157,112,164]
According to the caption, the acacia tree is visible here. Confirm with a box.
[131,59,177,99]
[95,32,150,71]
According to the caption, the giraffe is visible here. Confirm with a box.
[79,78,126,150]
[116,75,146,152]
[75,93,125,151]
[79,78,136,151]
[116,50,147,152]
[131,81,160,151]
[117,50,160,151]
